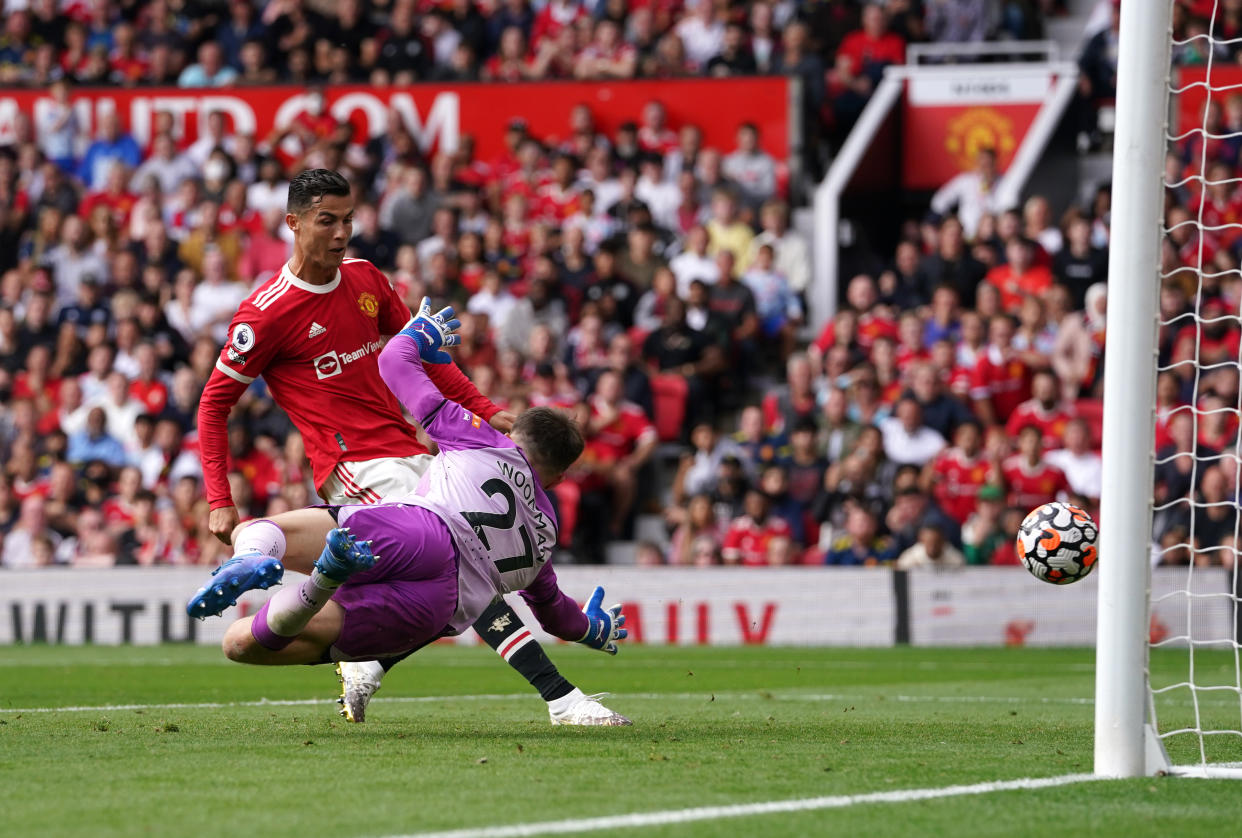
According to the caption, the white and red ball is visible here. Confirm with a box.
[1016,501,1099,585]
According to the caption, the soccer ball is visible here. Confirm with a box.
[1016,501,1099,585]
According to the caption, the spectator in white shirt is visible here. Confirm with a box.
[97,371,146,450]
[130,133,197,196]
[896,524,967,569]
[1,495,64,568]
[669,224,719,297]
[675,1,725,70]
[186,111,238,169]
[36,79,81,171]
[747,199,811,293]
[930,147,1011,239]
[1023,194,1063,255]
[636,154,681,232]
[1046,417,1103,502]
[190,247,249,346]
[881,396,947,467]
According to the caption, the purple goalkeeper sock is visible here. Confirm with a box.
[250,572,340,651]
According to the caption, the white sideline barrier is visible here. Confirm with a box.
[0,566,1230,648]
[906,567,1235,647]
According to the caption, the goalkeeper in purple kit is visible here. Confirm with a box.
[191,300,630,724]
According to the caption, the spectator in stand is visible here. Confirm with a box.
[642,296,723,427]
[1052,282,1107,401]
[823,500,897,566]
[926,419,996,525]
[1046,417,1102,505]
[759,463,806,546]
[971,314,1031,426]
[838,4,907,87]
[1002,424,1070,511]
[2,494,65,567]
[178,41,240,89]
[576,369,658,542]
[722,123,777,212]
[705,187,754,263]
[674,0,724,71]
[721,488,793,566]
[959,484,1009,564]
[706,20,758,77]
[742,243,802,358]
[896,523,966,569]
[78,112,141,193]
[925,0,993,43]
[880,396,946,468]
[671,421,746,507]
[1049,210,1106,304]
[37,79,81,173]
[670,225,719,297]
[763,353,818,436]
[668,492,723,566]
[1005,368,1074,449]
[930,148,1010,240]
[985,237,1053,314]
[67,405,126,469]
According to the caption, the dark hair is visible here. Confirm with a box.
[287,168,351,215]
[512,407,585,475]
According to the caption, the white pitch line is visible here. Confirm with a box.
[0,691,1100,715]
[380,774,1107,838]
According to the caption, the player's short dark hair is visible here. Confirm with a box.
[513,407,584,476]
[287,168,351,215]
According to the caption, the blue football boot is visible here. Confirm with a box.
[186,552,284,618]
[313,527,378,583]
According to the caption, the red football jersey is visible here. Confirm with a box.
[931,448,993,524]
[1001,455,1069,511]
[722,515,793,567]
[970,347,1031,423]
[584,397,657,463]
[198,258,499,508]
[1004,400,1073,449]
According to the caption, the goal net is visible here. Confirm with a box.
[1098,0,1242,778]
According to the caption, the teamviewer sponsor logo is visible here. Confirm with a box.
[313,350,342,379]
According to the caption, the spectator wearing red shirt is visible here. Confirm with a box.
[722,489,793,566]
[128,344,168,417]
[970,314,1031,426]
[985,238,1053,314]
[926,420,996,525]
[1002,424,1070,511]
[1004,369,1074,449]
[837,4,906,82]
[576,369,659,540]
[811,274,898,358]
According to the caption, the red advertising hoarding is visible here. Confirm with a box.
[901,73,1051,190]
[0,77,791,163]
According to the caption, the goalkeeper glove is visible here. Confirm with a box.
[578,586,627,655]
[399,296,461,364]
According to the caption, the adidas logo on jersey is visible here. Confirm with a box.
[308,322,327,339]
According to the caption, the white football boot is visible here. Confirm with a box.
[336,660,385,723]
[548,688,632,726]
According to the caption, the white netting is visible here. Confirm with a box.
[1150,1,1242,771]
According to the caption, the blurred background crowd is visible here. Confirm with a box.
[0,0,1234,572]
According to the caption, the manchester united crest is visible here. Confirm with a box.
[358,292,379,317]
[944,107,1016,172]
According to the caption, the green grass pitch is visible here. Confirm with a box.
[2,644,1239,838]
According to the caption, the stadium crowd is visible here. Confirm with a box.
[0,0,1230,573]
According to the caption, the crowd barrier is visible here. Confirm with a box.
[2,566,1233,648]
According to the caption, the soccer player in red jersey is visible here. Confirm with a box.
[1004,369,1074,450]
[196,169,623,726]
[1001,424,1070,512]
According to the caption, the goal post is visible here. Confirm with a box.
[1093,0,1173,778]
[1097,0,1242,779]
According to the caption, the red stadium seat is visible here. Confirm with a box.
[553,479,581,548]
[651,373,689,443]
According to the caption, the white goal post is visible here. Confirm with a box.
[1096,0,1242,779]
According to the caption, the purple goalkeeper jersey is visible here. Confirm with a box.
[378,335,583,638]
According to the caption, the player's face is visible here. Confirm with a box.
[291,193,354,269]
